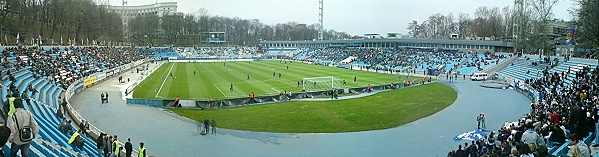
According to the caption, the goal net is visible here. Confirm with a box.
[303,76,341,92]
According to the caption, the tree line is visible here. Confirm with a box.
[571,0,599,53]
[0,0,123,45]
[0,1,350,46]
[407,0,598,55]
[128,8,351,46]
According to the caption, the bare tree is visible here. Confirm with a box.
[572,0,599,55]
[529,0,560,52]
[457,12,472,39]
[406,20,419,38]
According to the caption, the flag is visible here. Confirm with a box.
[86,38,89,45]
[4,32,7,44]
[52,37,54,45]
[453,129,490,142]
[60,36,63,45]
[81,39,83,46]
[567,26,576,45]
[68,38,71,45]
[39,35,42,45]
[16,33,19,44]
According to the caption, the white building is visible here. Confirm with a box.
[107,2,179,36]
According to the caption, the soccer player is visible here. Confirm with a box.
[194,70,196,75]
[273,72,276,77]
[279,73,281,78]
[354,76,357,83]
[230,83,234,92]
[247,74,250,80]
[343,79,346,85]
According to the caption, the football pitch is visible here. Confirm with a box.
[133,60,424,100]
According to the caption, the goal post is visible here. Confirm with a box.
[303,76,341,92]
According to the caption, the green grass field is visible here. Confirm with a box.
[134,60,425,100]
[170,82,457,133]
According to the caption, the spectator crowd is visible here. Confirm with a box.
[448,60,599,157]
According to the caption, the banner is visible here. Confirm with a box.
[567,26,576,46]
[96,73,107,81]
[106,71,114,77]
[73,80,84,93]
[84,76,97,87]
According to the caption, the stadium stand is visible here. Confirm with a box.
[458,53,508,75]
[1,46,159,157]
[448,54,599,157]
[292,47,474,76]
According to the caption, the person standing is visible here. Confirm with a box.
[353,76,357,83]
[211,118,217,134]
[230,83,234,92]
[206,97,211,108]
[214,98,219,109]
[125,138,133,157]
[105,92,109,103]
[101,93,105,104]
[5,95,16,117]
[204,118,210,134]
[112,135,121,157]
[105,135,112,157]
[481,113,486,129]
[247,74,250,80]
[477,114,482,129]
[96,133,105,157]
[138,142,146,157]
[7,98,39,157]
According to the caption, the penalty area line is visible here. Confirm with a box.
[213,84,228,98]
[271,88,280,92]
[155,63,175,98]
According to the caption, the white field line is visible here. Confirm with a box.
[155,63,175,98]
[271,88,280,92]
[213,84,228,98]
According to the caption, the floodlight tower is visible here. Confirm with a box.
[513,0,525,53]
[318,0,324,41]
[122,0,129,41]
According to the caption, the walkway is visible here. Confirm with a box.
[69,61,531,157]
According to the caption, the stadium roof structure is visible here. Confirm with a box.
[260,39,514,47]
[260,38,515,52]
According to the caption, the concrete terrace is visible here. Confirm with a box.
[69,61,531,157]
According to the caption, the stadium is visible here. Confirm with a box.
[1,0,599,157]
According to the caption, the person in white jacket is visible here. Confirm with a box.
[7,98,39,157]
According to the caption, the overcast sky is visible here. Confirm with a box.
[106,0,575,36]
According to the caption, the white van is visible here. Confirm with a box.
[470,73,488,81]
